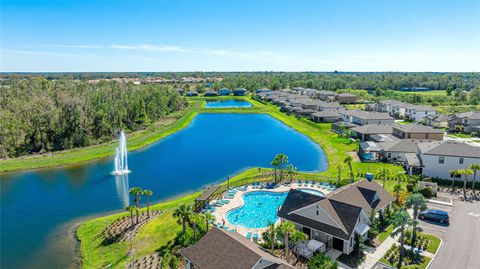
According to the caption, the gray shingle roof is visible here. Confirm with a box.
[180,228,294,269]
[393,124,444,134]
[453,111,480,120]
[352,124,394,134]
[379,140,421,153]
[312,110,341,118]
[342,110,393,120]
[417,141,480,158]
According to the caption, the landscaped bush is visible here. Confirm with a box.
[308,252,338,269]
[383,245,427,268]
[418,187,435,198]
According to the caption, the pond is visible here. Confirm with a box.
[0,113,327,269]
[204,99,252,108]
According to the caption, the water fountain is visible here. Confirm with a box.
[112,130,131,175]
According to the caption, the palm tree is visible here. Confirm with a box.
[189,213,202,242]
[449,169,460,193]
[391,209,412,269]
[344,156,354,183]
[406,193,427,250]
[129,187,143,223]
[393,183,403,204]
[142,189,153,217]
[204,212,215,232]
[459,168,474,200]
[271,156,281,183]
[470,163,480,198]
[277,153,288,182]
[336,165,342,185]
[125,205,135,226]
[378,168,390,188]
[277,221,296,256]
[266,222,278,252]
[290,230,307,264]
[286,164,297,183]
[173,204,193,234]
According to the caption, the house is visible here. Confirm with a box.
[256,88,271,94]
[180,228,294,269]
[219,88,231,96]
[404,105,437,122]
[311,110,341,123]
[351,124,394,141]
[376,100,409,118]
[318,101,344,111]
[186,91,199,97]
[204,90,218,97]
[278,179,394,255]
[234,88,248,96]
[176,88,184,95]
[334,93,359,104]
[425,114,451,128]
[332,121,357,134]
[359,141,383,162]
[417,141,480,180]
[448,111,480,133]
[378,139,421,164]
[340,110,395,126]
[316,90,336,101]
[300,100,325,110]
[392,124,444,140]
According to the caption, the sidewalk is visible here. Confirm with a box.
[359,234,399,269]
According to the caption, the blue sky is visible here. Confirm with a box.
[1,0,479,72]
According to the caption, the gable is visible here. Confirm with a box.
[294,201,344,231]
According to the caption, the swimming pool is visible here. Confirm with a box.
[226,191,287,229]
[297,188,325,196]
[205,99,252,108]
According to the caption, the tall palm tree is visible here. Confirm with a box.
[266,222,278,252]
[125,205,135,226]
[173,204,193,234]
[391,209,412,269]
[204,212,215,232]
[470,163,480,198]
[286,164,297,183]
[142,189,153,217]
[449,169,460,193]
[336,165,342,185]
[271,156,281,183]
[406,193,427,250]
[378,168,390,188]
[459,169,473,200]
[278,154,288,182]
[189,213,202,242]
[344,156,354,183]
[277,221,296,256]
[129,187,143,223]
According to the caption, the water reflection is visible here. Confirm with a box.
[115,174,130,207]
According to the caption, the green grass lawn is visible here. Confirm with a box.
[377,224,394,243]
[415,232,441,254]
[447,133,474,139]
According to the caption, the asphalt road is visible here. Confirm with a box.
[425,193,480,269]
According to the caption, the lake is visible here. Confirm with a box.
[204,99,252,108]
[0,113,327,269]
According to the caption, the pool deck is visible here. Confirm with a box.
[211,182,332,241]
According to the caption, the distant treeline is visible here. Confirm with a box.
[0,78,187,158]
[2,72,479,93]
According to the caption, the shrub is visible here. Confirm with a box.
[308,252,338,269]
[418,187,434,199]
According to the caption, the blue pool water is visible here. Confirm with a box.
[0,113,327,269]
[297,188,325,196]
[205,99,252,108]
[226,191,288,229]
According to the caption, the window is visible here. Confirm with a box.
[316,210,319,216]
[350,237,354,248]
[459,157,464,164]
[439,156,444,164]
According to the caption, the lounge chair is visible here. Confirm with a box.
[297,180,302,186]
[311,180,316,187]
[246,232,252,239]
[304,180,309,187]
[253,233,259,241]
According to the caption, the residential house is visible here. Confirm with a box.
[316,90,336,101]
[311,110,341,123]
[180,228,294,269]
[233,88,248,96]
[219,88,231,96]
[378,139,421,164]
[392,124,444,140]
[334,93,359,104]
[417,141,480,180]
[359,141,383,162]
[204,90,218,97]
[404,105,437,122]
[376,100,409,118]
[448,111,480,133]
[255,88,271,94]
[351,124,394,141]
[278,179,394,255]
[340,110,395,126]
[425,114,451,128]
[318,101,344,111]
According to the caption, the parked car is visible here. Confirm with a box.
[418,209,449,224]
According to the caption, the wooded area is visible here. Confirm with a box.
[0,78,187,158]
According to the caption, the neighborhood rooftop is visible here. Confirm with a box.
[417,140,480,158]
[393,124,444,134]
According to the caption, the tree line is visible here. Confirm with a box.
[0,78,187,158]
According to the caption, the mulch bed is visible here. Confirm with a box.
[127,253,163,269]
[103,210,162,243]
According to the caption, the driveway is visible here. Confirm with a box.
[424,193,480,269]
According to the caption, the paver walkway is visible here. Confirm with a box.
[359,234,399,269]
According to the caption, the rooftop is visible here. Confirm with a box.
[342,110,394,120]
[417,140,480,158]
[393,124,444,134]
[352,124,394,134]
